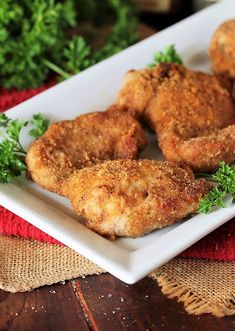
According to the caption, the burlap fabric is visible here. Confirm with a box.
[150,259,235,317]
[1,235,234,317]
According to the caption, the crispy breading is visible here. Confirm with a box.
[118,68,155,118]
[209,19,235,79]
[60,160,211,238]
[118,63,235,171]
[25,106,147,192]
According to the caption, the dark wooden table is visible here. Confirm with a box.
[0,274,235,331]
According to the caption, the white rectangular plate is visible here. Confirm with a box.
[1,0,235,284]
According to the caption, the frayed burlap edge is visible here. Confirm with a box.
[150,259,235,317]
[1,235,235,317]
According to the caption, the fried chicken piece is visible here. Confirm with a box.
[118,68,155,118]
[209,19,235,79]
[26,106,147,192]
[60,160,211,238]
[215,73,235,97]
[118,63,235,171]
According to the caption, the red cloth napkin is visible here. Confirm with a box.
[0,84,235,261]
[0,81,55,112]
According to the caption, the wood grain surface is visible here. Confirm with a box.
[0,274,235,331]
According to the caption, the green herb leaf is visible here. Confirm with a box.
[29,113,49,138]
[7,119,28,143]
[198,162,235,213]
[212,161,235,196]
[0,113,49,183]
[0,0,138,88]
[149,45,183,68]
[0,113,10,127]
[198,187,225,214]
[0,138,26,183]
[63,36,95,75]
[45,0,138,80]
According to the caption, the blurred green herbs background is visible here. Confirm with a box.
[0,0,138,89]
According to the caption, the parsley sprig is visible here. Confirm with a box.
[149,45,183,68]
[43,1,138,80]
[0,113,49,183]
[29,113,49,138]
[198,162,235,213]
[0,0,138,88]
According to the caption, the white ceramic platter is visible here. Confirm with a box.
[1,0,235,283]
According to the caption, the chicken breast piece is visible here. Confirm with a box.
[118,63,235,171]
[26,106,147,192]
[60,160,211,238]
[209,19,235,79]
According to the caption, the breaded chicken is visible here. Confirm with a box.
[26,106,147,192]
[209,19,235,79]
[60,160,211,238]
[118,63,235,171]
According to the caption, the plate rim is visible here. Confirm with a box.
[1,0,235,283]
[1,182,235,283]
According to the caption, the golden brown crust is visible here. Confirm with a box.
[61,160,211,239]
[161,125,235,171]
[118,68,155,117]
[209,19,235,79]
[25,106,147,192]
[118,63,235,171]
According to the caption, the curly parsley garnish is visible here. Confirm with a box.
[0,1,138,89]
[29,113,49,138]
[0,113,49,183]
[149,45,183,68]
[198,162,235,214]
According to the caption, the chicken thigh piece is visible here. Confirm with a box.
[118,63,235,171]
[61,160,211,238]
[26,106,147,193]
[209,19,235,79]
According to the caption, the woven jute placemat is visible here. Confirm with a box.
[1,235,234,317]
